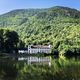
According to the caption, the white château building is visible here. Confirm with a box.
[18,44,51,54]
[28,44,51,54]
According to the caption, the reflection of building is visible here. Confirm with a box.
[28,44,51,54]
[18,56,51,66]
[28,57,51,66]
[17,45,51,54]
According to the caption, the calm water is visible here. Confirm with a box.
[0,54,80,80]
[18,56,51,66]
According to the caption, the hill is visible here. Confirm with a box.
[0,6,80,53]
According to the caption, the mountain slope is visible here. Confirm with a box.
[0,6,80,27]
[0,6,80,53]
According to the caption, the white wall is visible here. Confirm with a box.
[28,48,51,54]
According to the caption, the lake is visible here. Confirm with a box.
[0,54,80,80]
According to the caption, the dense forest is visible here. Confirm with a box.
[0,6,80,54]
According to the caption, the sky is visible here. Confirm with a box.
[0,0,80,14]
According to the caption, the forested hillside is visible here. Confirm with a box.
[0,6,80,53]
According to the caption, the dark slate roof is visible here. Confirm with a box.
[31,45,51,49]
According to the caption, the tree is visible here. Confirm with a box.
[18,40,25,48]
[0,29,4,52]
[4,30,19,53]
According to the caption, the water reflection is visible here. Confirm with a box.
[1,53,80,67]
[18,56,51,66]
[1,54,80,80]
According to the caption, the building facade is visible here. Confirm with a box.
[28,44,51,54]
[18,56,51,66]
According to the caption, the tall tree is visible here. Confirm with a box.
[0,29,4,52]
[4,30,19,53]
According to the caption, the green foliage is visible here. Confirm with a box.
[0,6,80,54]
[0,29,21,53]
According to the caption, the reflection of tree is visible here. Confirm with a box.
[0,60,18,80]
